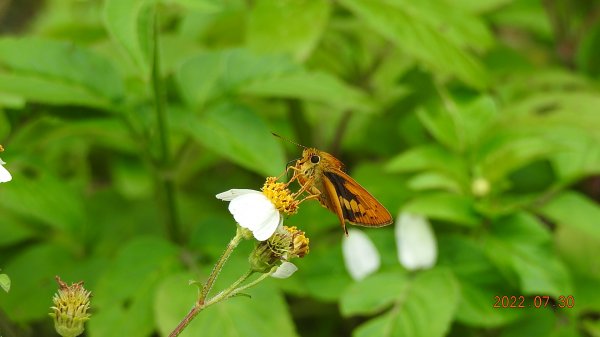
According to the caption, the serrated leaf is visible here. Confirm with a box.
[417,107,463,152]
[407,171,463,192]
[339,0,488,88]
[485,213,571,297]
[438,236,520,327]
[242,71,372,111]
[499,310,557,337]
[341,271,408,316]
[247,0,330,61]
[0,37,123,107]
[403,193,480,227]
[0,173,86,234]
[90,237,181,337]
[177,49,299,108]
[1,244,76,322]
[154,273,298,337]
[539,191,600,240]
[103,0,155,76]
[183,103,286,176]
[476,132,558,184]
[386,144,468,187]
[352,268,460,337]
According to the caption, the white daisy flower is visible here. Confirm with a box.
[271,262,298,279]
[216,189,282,241]
[396,212,437,270]
[217,177,300,242]
[0,158,12,183]
[342,229,381,281]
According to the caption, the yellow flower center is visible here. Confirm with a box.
[261,177,299,215]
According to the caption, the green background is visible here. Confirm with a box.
[0,0,599,336]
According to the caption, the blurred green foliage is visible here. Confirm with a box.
[1,0,600,336]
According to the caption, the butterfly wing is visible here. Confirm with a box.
[322,170,393,230]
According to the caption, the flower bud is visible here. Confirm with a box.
[249,226,309,273]
[49,276,91,337]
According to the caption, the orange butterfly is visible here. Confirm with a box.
[291,147,393,234]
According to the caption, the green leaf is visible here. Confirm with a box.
[352,268,460,337]
[0,213,36,247]
[103,0,155,76]
[583,319,600,337]
[241,71,372,111]
[475,132,558,184]
[539,191,600,240]
[339,0,488,88]
[407,171,464,193]
[183,103,286,176]
[1,244,76,322]
[458,95,499,149]
[165,0,222,12]
[555,225,600,279]
[417,107,462,153]
[386,145,459,173]
[485,213,571,297]
[90,237,181,337]
[154,273,299,337]
[438,236,520,327]
[0,173,86,235]
[291,238,352,301]
[555,226,600,315]
[340,271,408,316]
[403,193,481,227]
[0,37,123,107]
[499,310,557,337]
[0,273,10,293]
[386,144,468,188]
[247,0,330,61]
[177,49,299,108]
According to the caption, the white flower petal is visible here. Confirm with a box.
[342,229,380,281]
[216,189,258,201]
[228,192,280,241]
[0,160,12,183]
[396,212,437,270]
[271,262,298,279]
[252,214,282,241]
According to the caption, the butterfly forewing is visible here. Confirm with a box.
[294,147,393,234]
[324,171,393,226]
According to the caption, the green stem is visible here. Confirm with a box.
[198,227,244,305]
[151,8,181,243]
[168,229,245,337]
[204,269,254,306]
[224,268,275,300]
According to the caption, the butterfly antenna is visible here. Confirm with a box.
[271,132,306,149]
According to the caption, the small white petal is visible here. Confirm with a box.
[396,212,437,270]
[228,192,280,241]
[216,189,258,201]
[271,262,298,279]
[342,229,380,281]
[0,160,12,183]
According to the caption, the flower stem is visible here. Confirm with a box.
[151,7,181,243]
[198,227,244,305]
[168,229,245,337]
[224,268,275,300]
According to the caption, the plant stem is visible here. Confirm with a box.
[168,229,245,337]
[224,268,275,300]
[198,228,244,305]
[151,7,181,243]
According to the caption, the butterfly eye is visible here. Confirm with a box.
[310,155,320,164]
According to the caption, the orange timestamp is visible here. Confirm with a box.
[493,295,575,309]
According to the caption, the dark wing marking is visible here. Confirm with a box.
[324,171,393,227]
